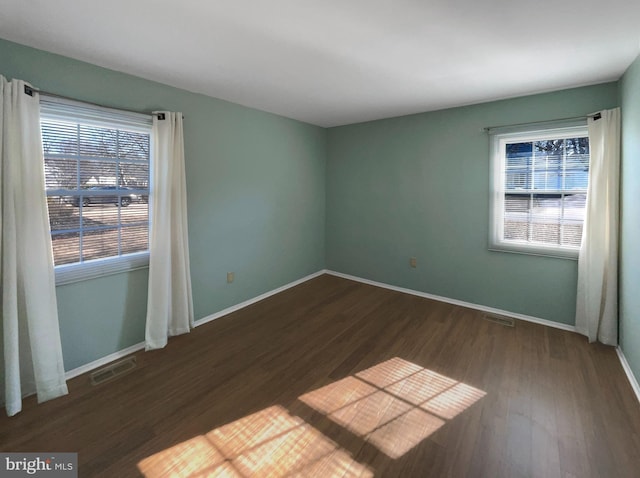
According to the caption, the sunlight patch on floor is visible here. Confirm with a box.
[137,435,226,477]
[138,406,372,478]
[298,376,377,414]
[138,358,485,475]
[366,408,444,459]
[356,357,423,388]
[299,357,486,458]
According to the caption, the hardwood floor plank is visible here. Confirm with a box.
[2,274,639,477]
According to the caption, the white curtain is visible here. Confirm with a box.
[575,108,621,345]
[1,76,68,416]
[145,112,194,350]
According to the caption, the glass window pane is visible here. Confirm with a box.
[565,152,590,169]
[530,194,561,245]
[533,159,562,191]
[531,222,560,245]
[532,194,561,220]
[82,227,120,262]
[505,170,530,190]
[496,129,589,254]
[51,232,80,265]
[562,193,586,222]
[506,142,532,167]
[121,225,149,255]
[565,137,589,155]
[565,140,589,190]
[504,194,530,214]
[533,168,562,190]
[121,162,149,189]
[82,202,121,227]
[45,157,78,190]
[42,120,78,155]
[119,131,150,161]
[80,160,118,187]
[534,139,564,155]
[562,223,583,247]
[121,202,148,225]
[504,194,530,241]
[564,167,589,190]
[79,125,118,158]
[504,220,529,241]
[48,196,80,232]
[43,110,150,270]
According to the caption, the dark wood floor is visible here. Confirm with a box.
[2,274,640,477]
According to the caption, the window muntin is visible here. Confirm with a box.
[41,98,152,283]
[489,126,589,259]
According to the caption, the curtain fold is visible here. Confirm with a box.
[1,76,68,416]
[575,107,621,345]
[145,112,194,350]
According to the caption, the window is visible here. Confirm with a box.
[41,97,152,284]
[489,124,589,259]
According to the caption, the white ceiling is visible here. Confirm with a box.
[1,0,639,127]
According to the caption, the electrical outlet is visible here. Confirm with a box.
[227,272,235,283]
[410,257,417,268]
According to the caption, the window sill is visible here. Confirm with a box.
[55,252,150,286]
[489,241,579,260]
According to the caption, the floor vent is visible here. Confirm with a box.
[90,356,137,386]
[482,313,515,327]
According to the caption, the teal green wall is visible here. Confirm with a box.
[0,39,326,372]
[0,36,630,380]
[620,53,640,382]
[326,84,619,325]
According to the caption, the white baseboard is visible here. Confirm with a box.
[64,269,328,379]
[64,268,575,380]
[194,270,328,327]
[616,347,640,404]
[326,270,577,333]
[65,341,145,380]
[62,268,640,414]
[327,271,640,403]
[58,269,640,410]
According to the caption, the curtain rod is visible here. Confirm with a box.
[24,85,184,119]
[483,112,601,133]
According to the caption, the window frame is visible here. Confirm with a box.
[40,96,153,285]
[489,123,589,260]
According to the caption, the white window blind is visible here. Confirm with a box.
[489,125,590,259]
[40,96,152,284]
